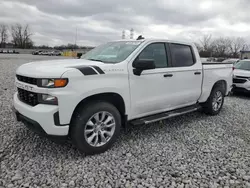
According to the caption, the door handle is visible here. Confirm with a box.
[194,72,201,75]
[163,74,173,78]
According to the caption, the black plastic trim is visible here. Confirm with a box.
[16,111,47,135]
[15,110,68,139]
[75,66,97,75]
[16,74,38,85]
[54,112,60,126]
[91,66,105,74]
[53,112,68,126]
[165,43,173,67]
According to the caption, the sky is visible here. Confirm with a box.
[0,0,250,47]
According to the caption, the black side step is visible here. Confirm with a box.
[130,104,201,126]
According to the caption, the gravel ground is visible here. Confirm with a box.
[1,54,250,188]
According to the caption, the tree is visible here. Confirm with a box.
[0,24,8,48]
[197,34,215,57]
[11,24,33,48]
[212,37,231,57]
[199,34,213,52]
[229,37,246,58]
[194,42,202,52]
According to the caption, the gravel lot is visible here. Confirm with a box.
[1,54,250,188]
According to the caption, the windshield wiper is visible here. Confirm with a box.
[88,58,103,62]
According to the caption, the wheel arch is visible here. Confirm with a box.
[199,79,228,103]
[211,80,227,96]
[70,92,127,127]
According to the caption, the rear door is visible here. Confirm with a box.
[166,43,203,108]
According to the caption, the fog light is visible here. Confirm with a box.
[39,94,58,105]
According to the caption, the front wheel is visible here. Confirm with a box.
[70,101,121,155]
[202,86,225,115]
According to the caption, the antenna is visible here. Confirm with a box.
[137,35,145,40]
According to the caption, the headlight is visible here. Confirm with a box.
[38,78,68,88]
[38,94,58,105]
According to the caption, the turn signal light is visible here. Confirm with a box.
[54,79,68,87]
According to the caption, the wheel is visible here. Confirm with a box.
[70,101,121,155]
[202,86,225,115]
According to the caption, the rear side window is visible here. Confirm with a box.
[170,44,195,67]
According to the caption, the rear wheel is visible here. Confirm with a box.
[202,86,225,115]
[70,101,121,155]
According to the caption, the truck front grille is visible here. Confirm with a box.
[17,88,39,106]
[16,75,37,85]
[233,78,247,84]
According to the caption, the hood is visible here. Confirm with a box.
[233,69,250,77]
[16,59,110,78]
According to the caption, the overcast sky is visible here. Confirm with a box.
[0,0,250,46]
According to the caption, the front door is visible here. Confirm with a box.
[128,42,174,119]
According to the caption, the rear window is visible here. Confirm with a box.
[170,44,195,67]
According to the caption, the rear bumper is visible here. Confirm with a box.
[13,92,69,136]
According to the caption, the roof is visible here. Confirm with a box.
[113,38,194,46]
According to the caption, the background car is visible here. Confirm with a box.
[232,60,250,93]
[32,50,42,55]
[51,50,62,56]
[222,58,240,65]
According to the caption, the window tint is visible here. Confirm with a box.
[138,43,168,68]
[170,44,195,67]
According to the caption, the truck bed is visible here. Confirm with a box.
[199,62,233,102]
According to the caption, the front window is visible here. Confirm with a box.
[234,60,250,71]
[137,43,168,68]
[82,41,142,64]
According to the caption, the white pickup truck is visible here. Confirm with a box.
[13,39,233,154]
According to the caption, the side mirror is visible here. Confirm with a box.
[77,53,83,59]
[132,59,155,76]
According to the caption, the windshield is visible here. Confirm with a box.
[82,41,142,63]
[234,60,250,71]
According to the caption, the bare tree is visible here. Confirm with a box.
[0,24,8,48]
[199,34,213,52]
[194,42,202,52]
[212,37,232,57]
[229,37,246,58]
[11,23,33,48]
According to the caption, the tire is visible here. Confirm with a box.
[202,86,225,115]
[70,101,121,155]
